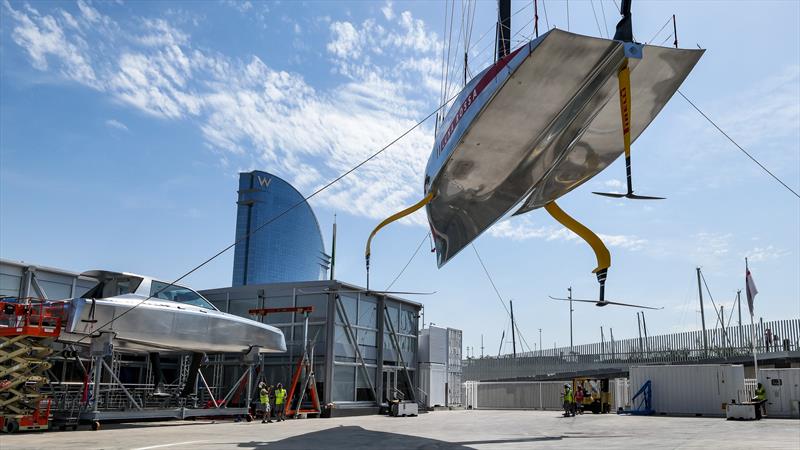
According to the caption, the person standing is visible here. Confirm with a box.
[562,384,574,417]
[754,382,767,418]
[259,386,272,423]
[275,383,287,421]
[575,384,585,415]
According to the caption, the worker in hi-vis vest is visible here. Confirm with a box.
[274,383,287,421]
[259,384,272,424]
[563,384,575,417]
[754,383,767,417]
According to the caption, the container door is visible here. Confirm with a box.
[766,375,786,416]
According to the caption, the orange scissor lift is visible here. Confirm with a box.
[0,298,63,433]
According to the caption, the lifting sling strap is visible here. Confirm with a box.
[365,191,435,289]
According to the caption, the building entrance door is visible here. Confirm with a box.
[382,367,399,403]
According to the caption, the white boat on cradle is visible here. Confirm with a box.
[58,270,286,354]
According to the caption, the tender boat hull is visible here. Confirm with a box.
[59,296,286,354]
[424,29,703,267]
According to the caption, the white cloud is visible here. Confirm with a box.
[76,0,101,23]
[744,245,790,262]
[5,1,98,86]
[693,232,732,257]
[488,217,647,251]
[327,21,361,59]
[3,2,442,224]
[105,119,129,131]
[604,179,623,188]
[137,18,188,47]
[381,1,395,21]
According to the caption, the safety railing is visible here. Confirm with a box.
[464,319,800,381]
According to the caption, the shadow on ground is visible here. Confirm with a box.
[227,425,627,449]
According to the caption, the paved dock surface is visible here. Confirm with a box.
[2,410,798,449]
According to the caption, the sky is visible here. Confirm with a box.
[1,0,798,357]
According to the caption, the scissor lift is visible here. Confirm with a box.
[0,299,63,433]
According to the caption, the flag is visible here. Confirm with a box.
[746,268,758,315]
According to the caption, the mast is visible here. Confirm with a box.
[737,290,742,327]
[696,267,709,356]
[497,330,505,357]
[636,312,643,355]
[496,0,511,62]
[568,287,574,355]
[613,0,633,42]
[641,311,649,356]
[510,299,517,358]
[329,214,337,281]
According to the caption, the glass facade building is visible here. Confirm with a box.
[232,171,329,286]
[201,280,421,412]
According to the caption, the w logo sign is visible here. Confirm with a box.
[257,176,272,188]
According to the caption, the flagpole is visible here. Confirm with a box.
[746,257,759,378]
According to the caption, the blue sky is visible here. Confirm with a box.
[1,0,798,356]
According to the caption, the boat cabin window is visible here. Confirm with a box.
[83,276,143,299]
[149,281,217,310]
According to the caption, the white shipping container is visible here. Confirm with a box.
[447,371,462,406]
[419,326,448,364]
[629,365,745,417]
[463,381,564,410]
[759,368,800,418]
[418,362,447,407]
[447,328,462,372]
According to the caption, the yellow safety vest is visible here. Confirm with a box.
[260,390,268,405]
[275,388,287,405]
[565,390,573,403]
[755,387,766,401]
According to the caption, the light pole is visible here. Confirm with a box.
[538,328,542,357]
[568,287,574,355]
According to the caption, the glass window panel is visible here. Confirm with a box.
[399,308,416,335]
[357,329,377,347]
[356,367,376,401]
[385,304,399,331]
[261,295,293,324]
[334,325,356,361]
[332,365,355,402]
[292,325,326,356]
[228,298,258,318]
[210,300,228,312]
[357,297,377,328]
[150,281,216,310]
[336,294,357,325]
[36,280,71,300]
[0,273,21,297]
[298,293,328,320]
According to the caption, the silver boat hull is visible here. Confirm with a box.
[59,295,286,354]
[424,29,703,267]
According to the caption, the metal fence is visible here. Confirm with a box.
[465,319,800,381]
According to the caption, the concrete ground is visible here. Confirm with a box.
[2,410,798,449]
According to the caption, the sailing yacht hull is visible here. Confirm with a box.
[59,296,286,354]
[424,29,703,267]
